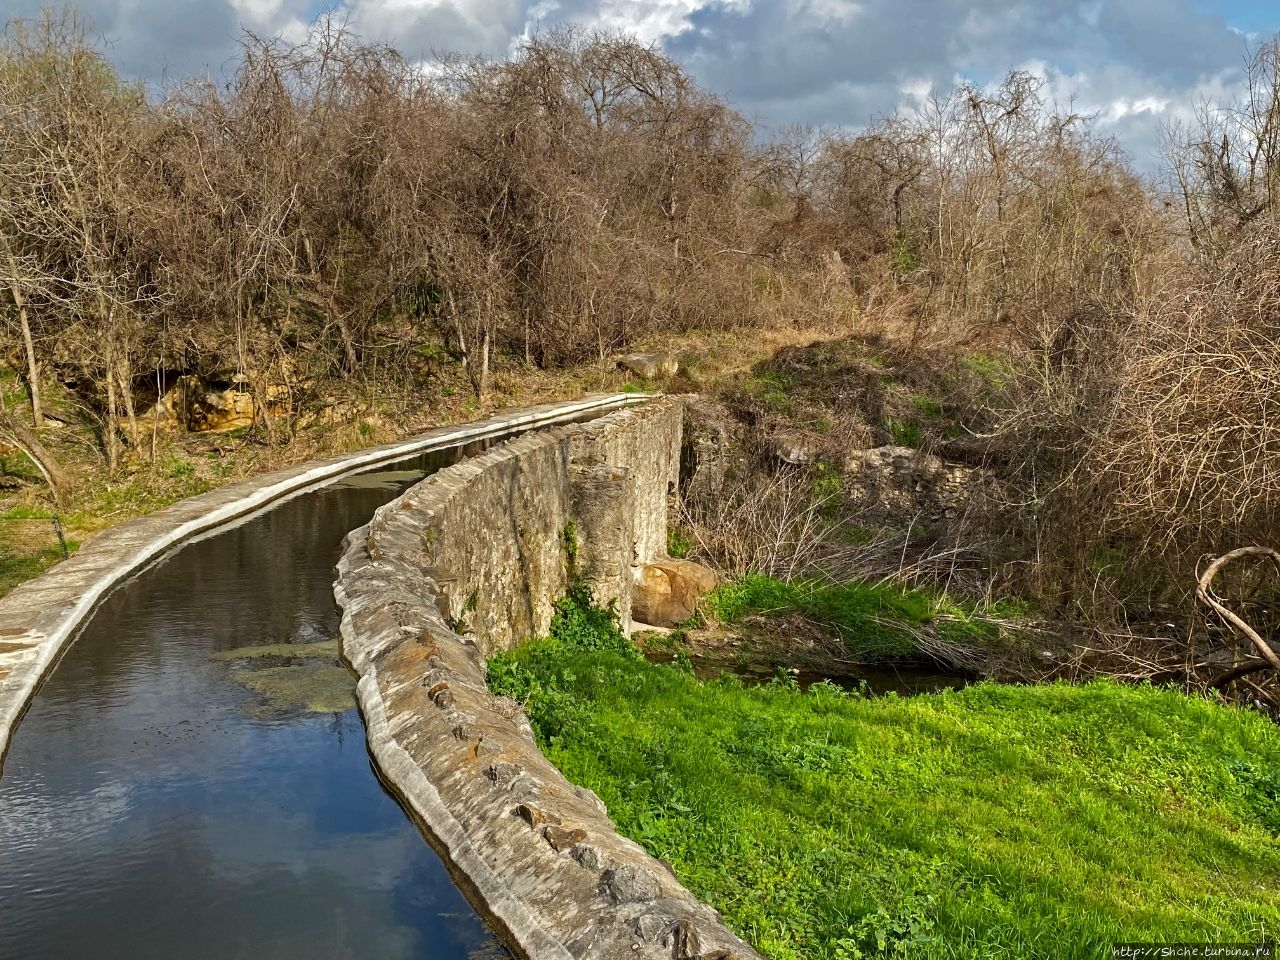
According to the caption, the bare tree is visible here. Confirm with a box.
[1166,39,1280,255]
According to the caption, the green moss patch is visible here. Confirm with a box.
[211,640,340,661]
[231,662,356,716]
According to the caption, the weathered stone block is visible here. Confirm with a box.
[569,463,635,630]
[631,559,718,628]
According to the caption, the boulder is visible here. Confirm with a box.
[767,429,821,466]
[620,352,679,379]
[186,383,255,432]
[631,559,718,627]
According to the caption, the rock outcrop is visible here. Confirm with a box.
[678,397,742,503]
[150,374,256,432]
[619,353,679,380]
[842,444,995,524]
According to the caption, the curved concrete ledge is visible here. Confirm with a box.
[334,399,763,960]
[0,393,645,767]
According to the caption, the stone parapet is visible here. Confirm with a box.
[335,396,762,960]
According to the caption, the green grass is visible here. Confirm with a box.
[71,470,215,527]
[161,454,196,478]
[0,541,76,597]
[959,354,1014,390]
[703,574,1019,660]
[667,527,695,559]
[887,417,922,447]
[0,449,43,484]
[0,505,57,520]
[912,395,943,419]
[488,592,1280,959]
[745,370,795,413]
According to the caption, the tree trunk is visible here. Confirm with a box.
[0,405,66,506]
[95,295,121,472]
[10,281,42,426]
[334,311,360,374]
[104,365,120,473]
[116,357,141,453]
[248,356,276,450]
[478,328,490,402]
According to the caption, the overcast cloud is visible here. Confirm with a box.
[5,0,1275,171]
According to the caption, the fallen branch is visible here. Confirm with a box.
[1195,546,1280,679]
[1209,657,1273,690]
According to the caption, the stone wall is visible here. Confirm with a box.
[567,408,682,567]
[0,394,645,767]
[335,397,762,960]
[387,400,683,656]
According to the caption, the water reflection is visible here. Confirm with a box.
[0,451,507,960]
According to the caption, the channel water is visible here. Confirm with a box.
[0,437,533,960]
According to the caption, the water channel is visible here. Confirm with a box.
[0,436,532,960]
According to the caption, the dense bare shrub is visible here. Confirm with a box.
[438,30,753,370]
[1167,38,1280,257]
[679,469,835,579]
[0,9,162,468]
[975,43,1280,626]
[1096,220,1280,556]
[0,14,763,454]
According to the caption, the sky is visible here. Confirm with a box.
[6,0,1279,172]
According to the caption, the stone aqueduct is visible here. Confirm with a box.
[0,395,759,960]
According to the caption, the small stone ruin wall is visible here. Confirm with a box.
[335,397,762,960]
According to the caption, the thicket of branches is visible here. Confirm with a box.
[977,39,1280,639]
[0,11,757,451]
[8,9,1280,666]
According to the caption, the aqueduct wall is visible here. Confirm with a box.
[335,397,761,960]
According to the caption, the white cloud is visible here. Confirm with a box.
[550,0,704,42]
[1103,95,1171,122]
[899,76,933,100]
[228,0,285,24]
[803,0,863,26]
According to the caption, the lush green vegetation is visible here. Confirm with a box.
[702,573,1021,659]
[488,590,1280,959]
[667,527,696,559]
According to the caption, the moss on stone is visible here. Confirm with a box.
[210,640,340,661]
[232,662,356,715]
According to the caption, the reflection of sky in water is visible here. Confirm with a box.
[0,456,505,960]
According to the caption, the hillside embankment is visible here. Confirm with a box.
[8,321,1277,706]
[7,12,1280,709]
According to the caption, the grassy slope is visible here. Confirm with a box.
[489,598,1280,959]
[701,573,1025,660]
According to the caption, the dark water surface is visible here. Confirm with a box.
[0,441,513,960]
